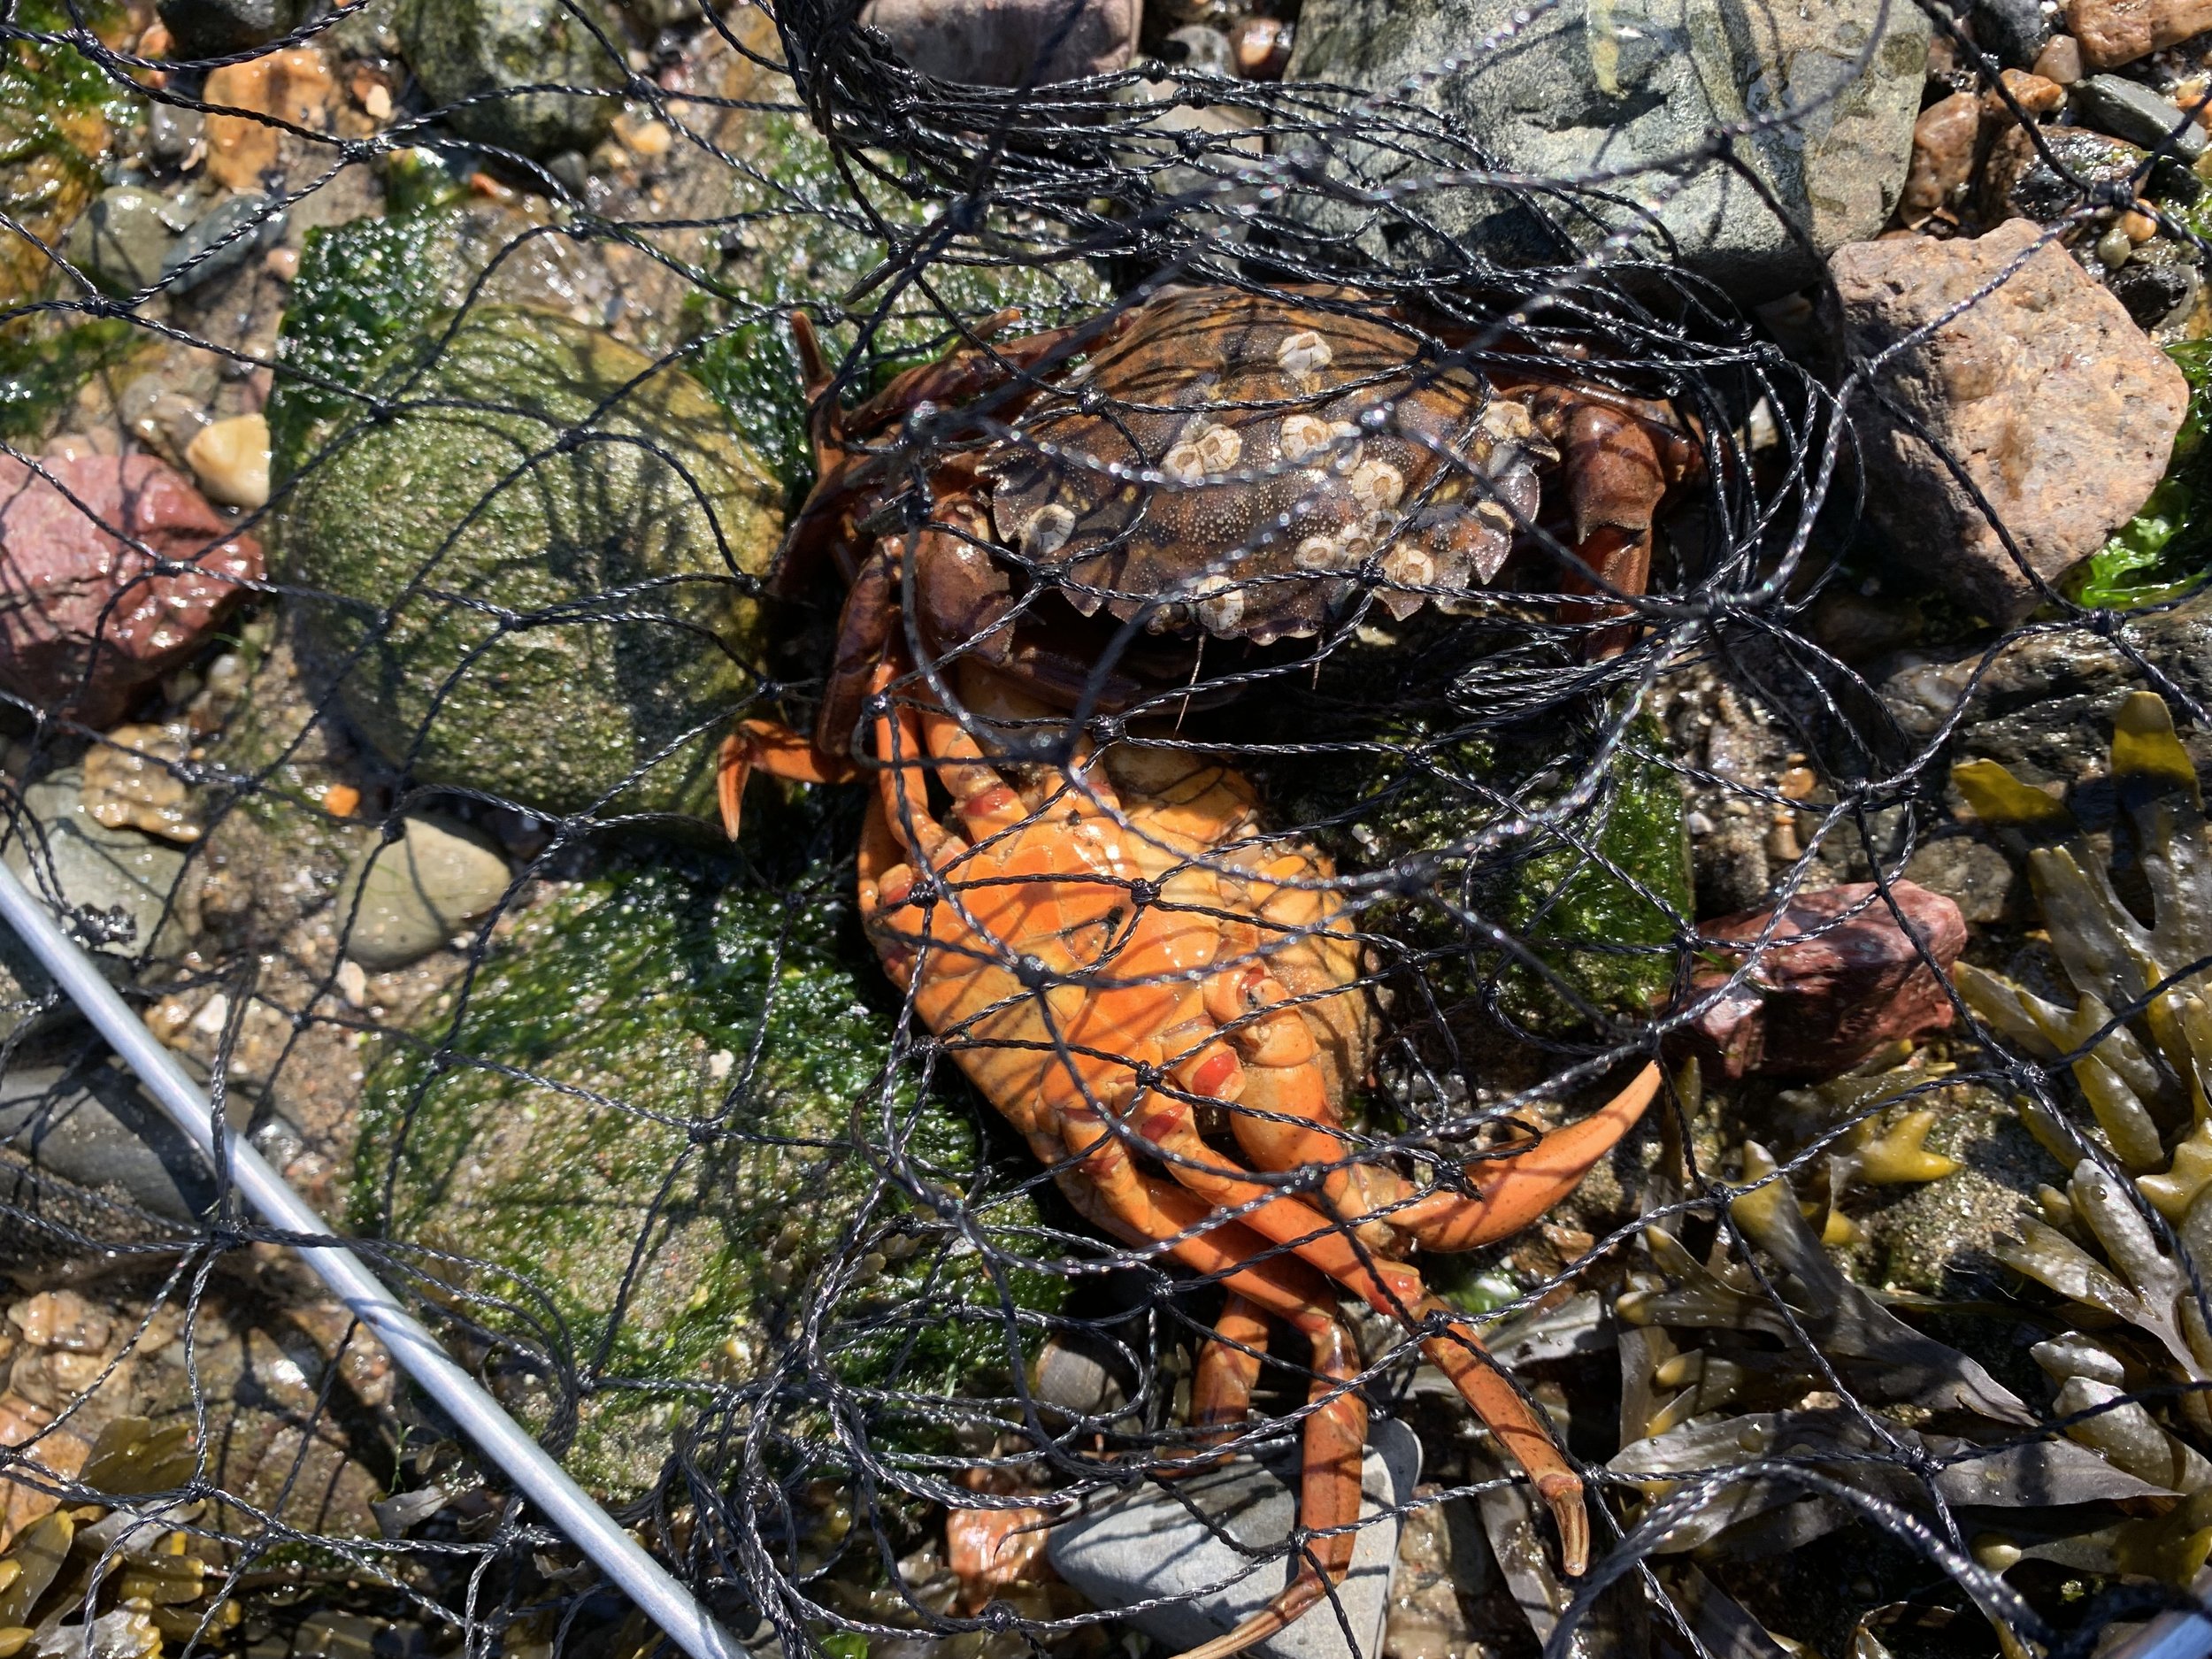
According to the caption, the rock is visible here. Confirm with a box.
[157,0,313,58]
[1164,24,1233,74]
[0,1049,297,1225]
[1049,1419,1419,1659]
[1681,881,1966,1080]
[1877,600,2212,812]
[2109,250,2200,328]
[2072,73,2207,159]
[145,104,204,172]
[182,413,270,510]
[159,192,286,296]
[336,813,510,971]
[856,0,1141,83]
[354,859,1062,1498]
[1901,91,1982,227]
[1831,219,2188,623]
[0,27,111,306]
[1282,0,1929,300]
[62,188,184,297]
[1975,0,2054,65]
[82,723,203,843]
[1977,123,2145,223]
[2063,0,2212,68]
[203,49,335,191]
[0,453,264,728]
[2034,33,2085,81]
[4,768,196,960]
[396,0,625,157]
[280,304,781,817]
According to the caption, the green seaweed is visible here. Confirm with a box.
[0,315,130,437]
[266,210,450,478]
[353,857,1061,1498]
[2070,340,2212,610]
[0,2,127,306]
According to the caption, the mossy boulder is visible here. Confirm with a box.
[352,858,1062,1500]
[278,303,781,817]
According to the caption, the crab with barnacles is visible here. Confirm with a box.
[779,285,1702,752]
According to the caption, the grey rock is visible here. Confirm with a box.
[338,814,511,970]
[857,0,1141,84]
[1973,0,2053,65]
[1049,1419,1419,1659]
[0,1050,301,1223]
[145,105,204,173]
[1164,24,1234,74]
[2073,73,2208,159]
[161,191,286,296]
[4,769,196,967]
[64,186,186,297]
[156,0,312,58]
[1876,601,2212,837]
[1978,124,2145,223]
[396,0,626,157]
[1282,0,1930,300]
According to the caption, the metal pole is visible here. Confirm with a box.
[0,857,746,1659]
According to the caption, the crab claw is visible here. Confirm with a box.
[1387,1060,1662,1253]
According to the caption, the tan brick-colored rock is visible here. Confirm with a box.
[1832,218,2187,622]
[1901,90,1981,224]
[2064,0,2212,67]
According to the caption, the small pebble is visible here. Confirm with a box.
[618,115,672,157]
[2095,223,2134,266]
[361,81,393,121]
[190,992,232,1036]
[1232,15,1289,77]
[1984,67,2064,119]
[2123,205,2160,241]
[2032,33,2083,83]
[1778,764,1818,801]
[263,245,299,280]
[137,20,171,57]
[334,958,367,1007]
[322,782,361,818]
[183,412,271,510]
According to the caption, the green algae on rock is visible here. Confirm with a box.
[352,859,1062,1500]
[395,0,624,158]
[279,303,781,818]
[0,3,125,307]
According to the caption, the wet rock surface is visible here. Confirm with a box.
[395,0,626,157]
[859,0,1141,84]
[0,455,263,728]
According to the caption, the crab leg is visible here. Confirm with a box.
[1056,1103,1367,1659]
[1133,1106,1593,1577]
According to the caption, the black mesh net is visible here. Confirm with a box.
[3,2,2211,1656]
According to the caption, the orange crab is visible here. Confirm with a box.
[780,286,1701,756]
[720,663,1660,1659]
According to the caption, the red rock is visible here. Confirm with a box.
[0,453,262,727]
[2064,0,2212,68]
[1830,219,2188,625]
[1680,881,1967,1080]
